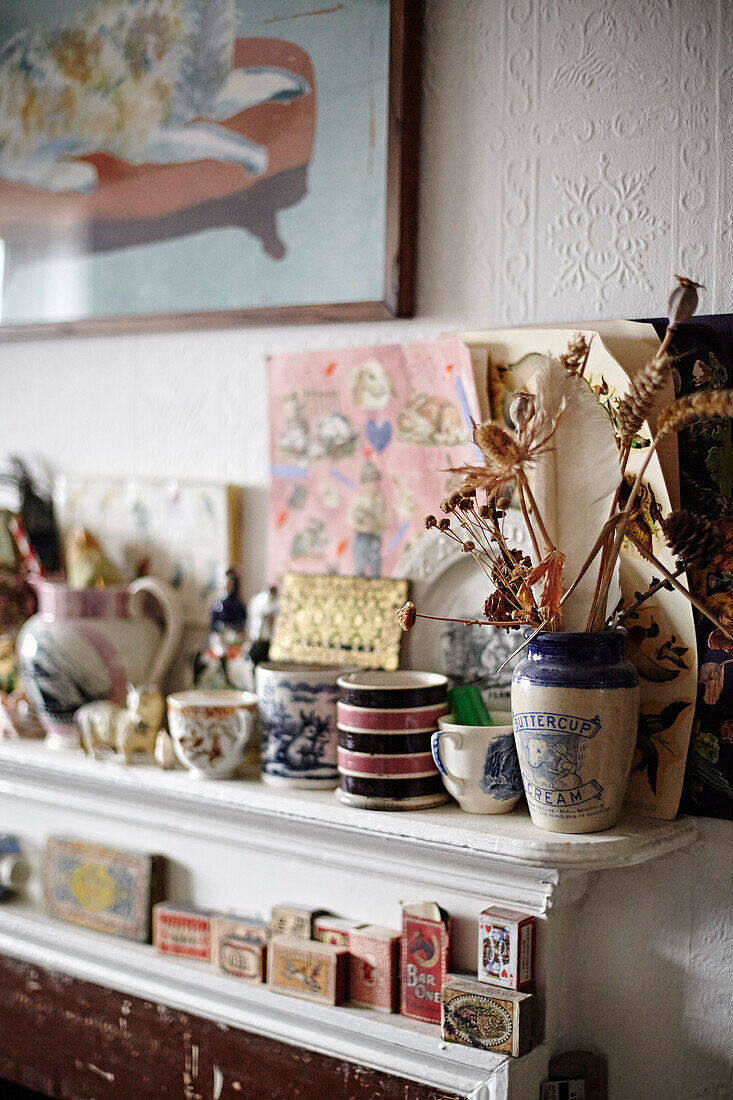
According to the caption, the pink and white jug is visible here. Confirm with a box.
[18,578,183,750]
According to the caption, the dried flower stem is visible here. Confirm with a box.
[613,569,683,626]
[519,474,555,552]
[626,531,733,641]
[517,480,542,563]
[413,610,534,630]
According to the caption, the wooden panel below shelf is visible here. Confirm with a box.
[0,955,460,1100]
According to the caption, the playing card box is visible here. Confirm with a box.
[313,915,363,947]
[349,925,400,1013]
[268,936,349,1004]
[44,838,165,942]
[153,903,214,961]
[442,976,533,1056]
[478,906,535,990]
[219,935,268,982]
[211,913,269,967]
[270,903,329,941]
[400,901,450,1024]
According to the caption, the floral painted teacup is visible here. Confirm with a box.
[167,690,257,780]
[431,715,523,814]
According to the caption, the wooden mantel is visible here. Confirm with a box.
[0,741,696,1100]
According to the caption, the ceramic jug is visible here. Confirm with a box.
[18,578,183,750]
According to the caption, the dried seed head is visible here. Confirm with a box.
[616,356,671,446]
[657,389,733,435]
[661,510,724,570]
[396,601,417,631]
[559,333,591,375]
[425,515,437,529]
[509,391,536,432]
[472,421,522,469]
[668,275,704,328]
[496,496,512,511]
[461,540,476,552]
[438,517,451,531]
[478,504,491,518]
[458,497,474,511]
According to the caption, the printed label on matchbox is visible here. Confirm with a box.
[401,915,447,1023]
[519,923,533,985]
[155,911,210,959]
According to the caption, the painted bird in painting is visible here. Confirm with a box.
[0,0,309,193]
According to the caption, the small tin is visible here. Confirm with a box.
[313,915,363,947]
[211,913,269,967]
[400,901,450,1024]
[442,976,533,1056]
[268,935,349,1004]
[219,935,267,982]
[271,904,329,940]
[153,903,214,961]
[44,838,165,942]
[478,906,535,990]
[349,925,400,1013]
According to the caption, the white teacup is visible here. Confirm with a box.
[167,690,257,779]
[431,714,523,814]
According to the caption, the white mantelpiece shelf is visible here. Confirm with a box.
[0,741,698,1099]
[0,741,696,912]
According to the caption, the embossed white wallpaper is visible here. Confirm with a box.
[1,3,731,1094]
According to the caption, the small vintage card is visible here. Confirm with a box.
[268,936,349,1005]
[400,901,450,1024]
[478,906,535,990]
[44,838,165,942]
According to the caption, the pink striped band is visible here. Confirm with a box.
[337,702,448,731]
[337,747,438,777]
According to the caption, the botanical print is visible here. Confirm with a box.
[267,341,481,583]
[0,0,391,323]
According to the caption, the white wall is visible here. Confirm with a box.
[1,1,731,1095]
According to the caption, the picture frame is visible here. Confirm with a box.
[0,0,422,339]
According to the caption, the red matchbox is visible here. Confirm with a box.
[349,925,400,1013]
[400,901,450,1024]
[153,903,214,962]
[313,915,363,947]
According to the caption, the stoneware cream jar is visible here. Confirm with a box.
[511,631,639,834]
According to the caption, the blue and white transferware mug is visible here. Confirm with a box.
[431,714,523,814]
[256,663,349,789]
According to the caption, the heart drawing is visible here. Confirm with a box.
[366,420,392,453]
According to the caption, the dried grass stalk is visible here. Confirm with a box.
[657,389,733,435]
[559,333,591,375]
[616,356,671,446]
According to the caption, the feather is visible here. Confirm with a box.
[527,356,621,631]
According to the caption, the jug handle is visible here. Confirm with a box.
[128,577,184,687]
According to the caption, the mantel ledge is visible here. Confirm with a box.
[0,902,548,1100]
[0,741,697,914]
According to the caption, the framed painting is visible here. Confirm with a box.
[0,0,422,338]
